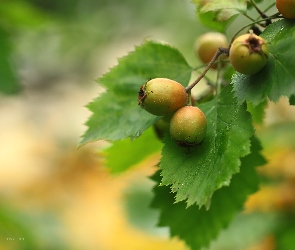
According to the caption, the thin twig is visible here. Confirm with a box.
[242,12,256,22]
[186,12,282,94]
[249,0,268,20]
[228,14,281,48]
[185,47,229,92]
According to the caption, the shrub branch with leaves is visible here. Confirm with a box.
[80,0,295,249]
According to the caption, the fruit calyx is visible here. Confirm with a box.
[138,84,147,107]
[239,31,268,58]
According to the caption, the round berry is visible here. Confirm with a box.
[194,32,228,69]
[170,106,207,147]
[276,0,295,19]
[229,32,269,75]
[138,78,188,116]
[153,114,172,140]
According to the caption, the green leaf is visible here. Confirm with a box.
[80,41,192,145]
[247,99,267,125]
[289,95,295,105]
[159,83,254,208]
[232,19,295,106]
[0,27,21,95]
[276,215,295,250]
[104,128,162,174]
[195,6,235,33]
[192,0,247,22]
[151,136,265,250]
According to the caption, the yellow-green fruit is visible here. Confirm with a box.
[229,33,269,75]
[138,78,188,116]
[276,0,295,19]
[170,106,207,147]
[194,32,228,68]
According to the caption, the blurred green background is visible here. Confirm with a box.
[1,0,295,250]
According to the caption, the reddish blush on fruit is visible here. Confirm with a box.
[138,78,188,116]
[170,106,207,147]
[276,0,295,19]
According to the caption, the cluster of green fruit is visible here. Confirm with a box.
[137,31,269,147]
[138,0,295,147]
[138,78,207,147]
[195,31,269,75]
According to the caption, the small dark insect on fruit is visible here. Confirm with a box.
[138,78,152,106]
[138,85,146,106]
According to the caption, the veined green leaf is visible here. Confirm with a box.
[232,19,295,106]
[151,136,265,250]
[80,41,192,145]
[159,84,254,208]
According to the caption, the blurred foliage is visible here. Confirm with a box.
[0,27,21,94]
[123,180,165,235]
[0,0,205,93]
[104,128,162,174]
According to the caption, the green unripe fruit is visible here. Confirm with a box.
[276,0,295,19]
[170,106,207,147]
[229,32,269,75]
[194,32,228,69]
[153,114,173,140]
[138,78,188,116]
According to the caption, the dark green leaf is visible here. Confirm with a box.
[80,41,192,145]
[0,28,21,95]
[289,95,295,105]
[232,19,295,106]
[159,84,254,208]
[276,215,295,250]
[151,136,265,250]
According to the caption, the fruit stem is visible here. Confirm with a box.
[187,90,192,106]
[228,14,280,49]
[185,47,229,92]
[260,3,276,16]
[242,13,256,23]
[249,0,271,26]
